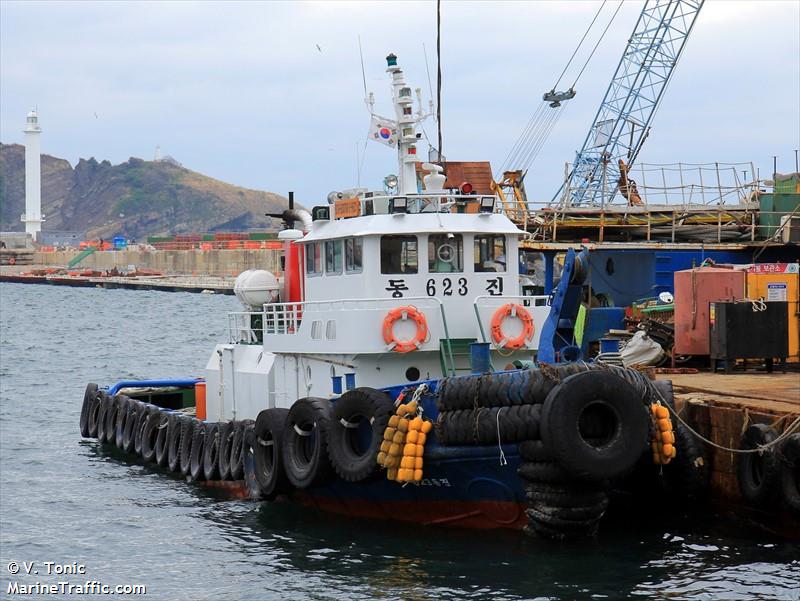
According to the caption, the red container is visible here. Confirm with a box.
[674,267,746,355]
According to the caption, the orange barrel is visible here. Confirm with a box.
[195,381,206,420]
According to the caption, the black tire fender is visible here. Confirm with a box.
[780,433,800,514]
[282,398,334,489]
[80,383,99,438]
[179,418,197,476]
[230,420,252,481]
[217,421,236,481]
[519,439,553,462]
[167,413,187,472]
[103,395,119,446]
[517,461,571,484]
[523,479,609,504]
[134,404,158,456]
[189,421,207,481]
[95,391,111,443]
[121,400,143,454]
[114,396,133,449]
[737,423,781,506]
[541,371,649,481]
[203,423,222,481]
[154,412,172,467]
[328,387,395,482]
[252,409,291,498]
[531,498,609,521]
[140,409,162,462]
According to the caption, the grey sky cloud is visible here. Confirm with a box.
[1,0,798,207]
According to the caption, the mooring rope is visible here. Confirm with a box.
[650,385,800,455]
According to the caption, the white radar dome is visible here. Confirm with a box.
[234,269,280,308]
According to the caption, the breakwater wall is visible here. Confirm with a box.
[35,249,282,276]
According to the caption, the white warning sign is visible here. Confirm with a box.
[767,283,788,302]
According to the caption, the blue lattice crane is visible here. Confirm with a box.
[555,0,704,207]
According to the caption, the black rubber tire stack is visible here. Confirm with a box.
[521,370,650,540]
[518,439,610,540]
[435,365,597,446]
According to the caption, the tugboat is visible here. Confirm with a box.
[80,54,685,540]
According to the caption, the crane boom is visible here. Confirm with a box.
[556,0,704,207]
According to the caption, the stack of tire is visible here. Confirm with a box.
[737,425,800,515]
[244,387,395,500]
[79,383,252,483]
[436,364,656,540]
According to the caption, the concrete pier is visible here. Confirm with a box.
[32,248,281,276]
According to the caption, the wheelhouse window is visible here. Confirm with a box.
[428,234,463,273]
[345,237,363,273]
[325,240,343,274]
[306,242,322,276]
[474,234,506,272]
[381,235,418,274]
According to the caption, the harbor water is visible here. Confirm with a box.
[1,283,798,600]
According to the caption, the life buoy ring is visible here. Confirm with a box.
[382,306,428,353]
[8,258,16,265]
[491,303,534,350]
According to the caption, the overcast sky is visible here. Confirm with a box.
[1,0,798,206]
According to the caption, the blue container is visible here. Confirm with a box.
[112,236,127,250]
[599,338,620,354]
[331,376,343,395]
[469,342,492,374]
[345,373,356,390]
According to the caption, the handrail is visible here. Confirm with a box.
[227,296,458,373]
[342,192,499,216]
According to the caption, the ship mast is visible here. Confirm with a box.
[374,53,433,195]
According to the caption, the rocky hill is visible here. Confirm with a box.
[0,143,288,239]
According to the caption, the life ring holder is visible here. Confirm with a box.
[490,303,534,350]
[382,306,429,353]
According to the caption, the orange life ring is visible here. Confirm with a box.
[490,303,534,350]
[382,306,428,353]
[8,258,16,265]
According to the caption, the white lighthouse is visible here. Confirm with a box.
[21,108,44,238]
